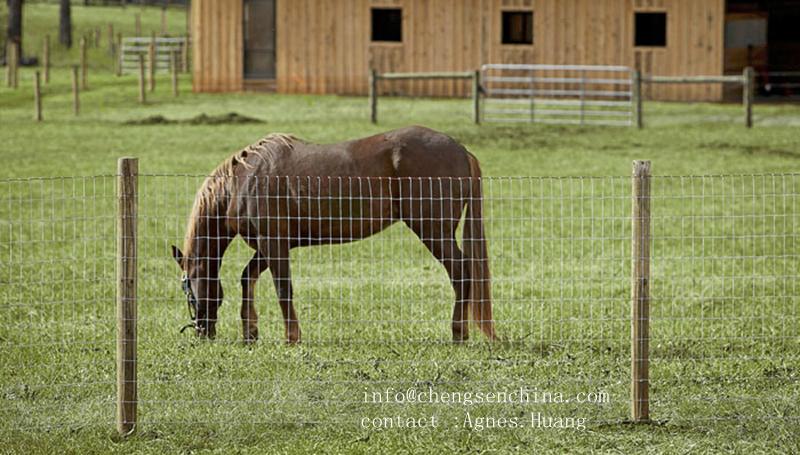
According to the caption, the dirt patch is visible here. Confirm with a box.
[124,112,264,125]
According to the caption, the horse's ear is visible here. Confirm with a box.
[171,245,184,267]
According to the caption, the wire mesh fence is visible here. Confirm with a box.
[0,170,797,434]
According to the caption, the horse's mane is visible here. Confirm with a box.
[181,133,298,265]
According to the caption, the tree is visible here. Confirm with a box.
[59,0,72,48]
[6,0,22,56]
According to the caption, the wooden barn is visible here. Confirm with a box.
[190,0,800,101]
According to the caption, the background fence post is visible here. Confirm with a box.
[33,71,42,122]
[148,32,156,92]
[108,24,115,57]
[631,160,651,423]
[632,70,643,129]
[181,38,189,74]
[80,37,88,90]
[71,65,80,116]
[472,69,481,125]
[743,66,754,128]
[138,55,146,104]
[43,35,50,84]
[135,13,141,36]
[116,33,123,77]
[6,42,18,88]
[171,50,178,97]
[116,157,138,437]
[369,69,378,124]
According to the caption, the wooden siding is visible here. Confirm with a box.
[193,0,726,100]
[192,0,243,92]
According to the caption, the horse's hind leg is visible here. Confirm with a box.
[241,252,269,343]
[404,220,470,343]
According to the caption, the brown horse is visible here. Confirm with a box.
[171,126,495,343]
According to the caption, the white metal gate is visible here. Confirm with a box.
[119,37,188,75]
[481,64,635,126]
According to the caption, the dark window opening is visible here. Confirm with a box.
[371,8,402,42]
[243,0,276,79]
[635,12,667,47]
[502,11,534,44]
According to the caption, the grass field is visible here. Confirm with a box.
[2,4,800,454]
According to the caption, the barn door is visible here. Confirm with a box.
[243,0,276,79]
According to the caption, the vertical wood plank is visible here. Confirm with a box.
[631,160,651,423]
[116,157,138,437]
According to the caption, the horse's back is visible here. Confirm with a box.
[378,126,472,178]
[231,127,476,246]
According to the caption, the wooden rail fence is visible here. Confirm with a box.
[369,70,481,124]
[119,36,188,76]
[639,67,754,128]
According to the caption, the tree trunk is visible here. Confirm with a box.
[59,0,72,48]
[7,0,23,57]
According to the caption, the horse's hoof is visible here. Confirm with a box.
[285,334,301,345]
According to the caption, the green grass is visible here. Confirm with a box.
[2,4,800,455]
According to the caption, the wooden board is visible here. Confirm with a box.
[193,0,726,100]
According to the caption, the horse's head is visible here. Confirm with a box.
[171,245,223,339]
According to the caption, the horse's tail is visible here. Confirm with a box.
[464,152,496,340]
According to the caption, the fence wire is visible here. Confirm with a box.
[0,173,797,433]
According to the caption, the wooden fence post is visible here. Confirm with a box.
[6,43,18,89]
[138,55,146,104]
[161,8,168,36]
[94,27,101,48]
[631,160,651,423]
[33,71,42,122]
[148,32,156,92]
[369,69,378,124]
[472,69,481,125]
[135,13,142,36]
[43,35,50,84]
[72,65,80,116]
[116,157,138,437]
[632,70,643,129]
[743,66,754,129]
[171,50,178,97]
[4,43,10,87]
[80,37,88,90]
[108,24,115,56]
[181,38,189,74]
[116,33,123,77]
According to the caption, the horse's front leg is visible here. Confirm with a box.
[241,252,269,343]
[268,247,301,344]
